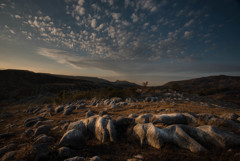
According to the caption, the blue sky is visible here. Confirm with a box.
[0,0,240,85]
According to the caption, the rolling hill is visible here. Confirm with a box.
[162,75,240,105]
[0,69,139,101]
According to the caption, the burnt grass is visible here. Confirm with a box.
[1,102,240,161]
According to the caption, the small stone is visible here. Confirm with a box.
[0,151,17,161]
[58,147,74,158]
[59,129,85,149]
[86,110,94,118]
[90,156,102,161]
[34,125,51,137]
[64,156,85,161]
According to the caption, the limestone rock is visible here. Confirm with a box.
[133,123,240,152]
[67,121,87,135]
[82,115,116,142]
[135,114,153,124]
[34,134,53,144]
[64,156,85,161]
[0,144,15,158]
[58,147,75,159]
[151,113,197,125]
[86,110,95,118]
[0,150,17,161]
[34,125,51,137]
[24,116,46,127]
[219,113,239,121]
[90,156,102,161]
[59,129,85,149]
[55,105,65,113]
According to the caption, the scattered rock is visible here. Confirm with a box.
[90,156,102,161]
[58,147,74,159]
[34,125,51,136]
[34,134,53,144]
[86,110,95,118]
[0,144,15,158]
[59,129,85,149]
[128,114,138,119]
[82,115,116,143]
[115,116,134,126]
[0,150,17,161]
[135,114,153,124]
[52,126,61,131]
[67,121,87,135]
[32,143,51,161]
[35,120,54,127]
[76,104,86,109]
[55,105,65,113]
[127,159,142,161]
[24,116,46,127]
[64,156,85,161]
[109,104,120,109]
[219,113,239,121]
[99,110,108,116]
[119,102,128,106]
[64,106,76,115]
[133,123,240,152]
[24,128,34,137]
[133,154,144,160]
[151,113,197,125]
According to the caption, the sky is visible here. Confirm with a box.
[0,0,240,85]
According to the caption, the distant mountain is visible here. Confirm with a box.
[0,69,139,101]
[162,75,240,105]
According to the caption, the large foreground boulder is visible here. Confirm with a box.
[151,113,198,125]
[82,115,116,143]
[59,129,85,149]
[133,123,240,152]
[67,121,87,135]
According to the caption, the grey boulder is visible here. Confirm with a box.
[59,129,85,149]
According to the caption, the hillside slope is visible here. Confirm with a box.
[0,69,138,101]
[163,75,240,105]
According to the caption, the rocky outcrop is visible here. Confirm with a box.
[90,156,102,161]
[58,147,75,159]
[151,113,198,125]
[59,129,85,149]
[55,105,65,113]
[133,123,240,152]
[82,115,116,143]
[24,116,46,127]
[67,121,87,135]
[0,150,18,161]
[0,144,15,158]
[64,156,85,161]
[34,125,51,137]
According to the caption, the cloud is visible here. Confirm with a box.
[91,19,97,28]
[112,13,121,20]
[0,3,6,8]
[78,0,84,6]
[124,0,130,8]
[183,31,193,39]
[4,25,15,34]
[131,13,138,22]
[14,15,21,19]
[96,23,104,31]
[184,19,194,27]
[75,6,85,15]
[38,48,240,77]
